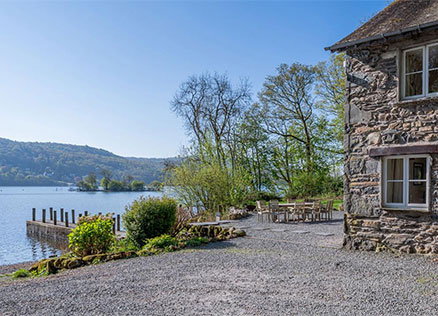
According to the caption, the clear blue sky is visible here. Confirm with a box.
[0,0,387,158]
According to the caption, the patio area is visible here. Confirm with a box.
[2,211,438,315]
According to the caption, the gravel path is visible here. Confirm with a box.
[2,212,438,315]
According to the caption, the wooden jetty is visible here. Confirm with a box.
[27,208,126,248]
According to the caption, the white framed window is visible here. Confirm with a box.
[383,155,430,209]
[402,44,438,99]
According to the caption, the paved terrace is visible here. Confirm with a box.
[2,212,438,315]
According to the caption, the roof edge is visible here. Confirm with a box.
[325,20,438,52]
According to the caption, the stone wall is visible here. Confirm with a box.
[344,30,438,254]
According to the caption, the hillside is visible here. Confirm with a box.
[0,138,175,186]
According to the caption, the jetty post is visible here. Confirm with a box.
[32,208,36,221]
[72,209,75,224]
[54,210,57,225]
[60,208,64,222]
[84,211,88,216]
[50,207,53,221]
[42,209,46,223]
[65,212,69,227]
[112,217,116,234]
[116,214,121,231]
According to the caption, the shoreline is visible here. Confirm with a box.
[0,261,36,275]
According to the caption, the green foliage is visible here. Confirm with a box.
[0,137,175,186]
[111,238,139,252]
[100,177,110,191]
[131,180,145,191]
[11,269,32,279]
[247,191,282,202]
[68,215,115,257]
[184,236,208,247]
[77,171,98,191]
[107,180,126,191]
[169,57,345,206]
[168,157,252,215]
[147,180,162,191]
[122,196,177,248]
[144,234,178,251]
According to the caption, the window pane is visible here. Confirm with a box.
[406,49,423,73]
[387,182,403,204]
[409,182,426,204]
[429,69,438,93]
[429,45,438,69]
[409,158,427,180]
[405,73,423,96]
[387,159,403,180]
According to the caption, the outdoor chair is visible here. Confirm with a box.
[256,200,270,223]
[312,201,322,221]
[292,202,307,222]
[321,200,334,221]
[269,200,283,223]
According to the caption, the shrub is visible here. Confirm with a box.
[170,205,194,236]
[123,196,177,247]
[144,234,178,250]
[185,236,208,247]
[68,215,115,257]
[12,269,32,279]
[111,238,139,252]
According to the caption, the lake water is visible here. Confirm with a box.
[0,186,162,266]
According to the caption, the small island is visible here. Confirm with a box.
[76,170,162,192]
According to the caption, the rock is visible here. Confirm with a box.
[383,234,412,248]
[232,229,246,238]
[64,258,84,269]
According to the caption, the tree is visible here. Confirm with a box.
[148,180,162,191]
[169,73,253,214]
[171,72,251,168]
[84,172,98,190]
[77,171,98,191]
[316,53,345,146]
[107,180,125,191]
[131,180,145,191]
[259,63,318,173]
[100,169,112,191]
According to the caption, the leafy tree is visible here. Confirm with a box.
[148,180,162,191]
[131,180,145,191]
[107,180,126,192]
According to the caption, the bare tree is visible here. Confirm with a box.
[171,73,251,170]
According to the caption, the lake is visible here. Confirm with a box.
[0,186,162,266]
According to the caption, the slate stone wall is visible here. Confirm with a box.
[344,33,438,254]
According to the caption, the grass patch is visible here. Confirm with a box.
[11,269,32,279]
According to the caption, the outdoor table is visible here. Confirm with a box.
[278,202,318,222]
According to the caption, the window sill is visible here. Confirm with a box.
[391,95,438,107]
[382,207,431,213]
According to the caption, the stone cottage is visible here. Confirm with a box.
[327,0,438,254]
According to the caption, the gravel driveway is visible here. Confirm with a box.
[2,212,438,315]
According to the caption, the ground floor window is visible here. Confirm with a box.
[383,155,430,209]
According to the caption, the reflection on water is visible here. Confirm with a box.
[0,186,162,265]
[27,235,62,262]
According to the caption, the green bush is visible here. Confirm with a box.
[123,196,177,248]
[185,236,208,247]
[12,269,32,279]
[111,238,139,252]
[68,215,115,257]
[144,234,178,250]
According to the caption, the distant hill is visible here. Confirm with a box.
[0,138,176,186]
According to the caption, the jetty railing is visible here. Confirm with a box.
[27,208,125,247]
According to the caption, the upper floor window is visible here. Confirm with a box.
[383,155,430,209]
[403,44,438,99]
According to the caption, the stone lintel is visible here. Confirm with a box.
[369,144,438,157]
